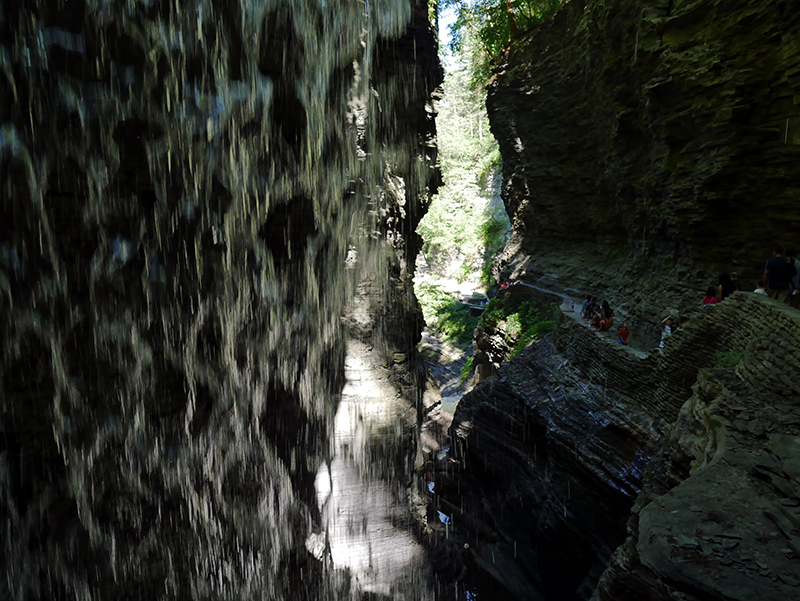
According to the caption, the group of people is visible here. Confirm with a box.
[581,296,630,345]
[701,246,800,309]
[579,246,799,353]
[702,272,739,305]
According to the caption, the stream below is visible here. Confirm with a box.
[314,338,433,600]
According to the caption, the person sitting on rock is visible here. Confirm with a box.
[703,286,719,305]
[582,296,597,321]
[592,307,611,332]
[583,296,596,321]
[618,323,630,345]
[717,272,738,301]
[601,300,614,327]
[659,314,679,348]
[754,280,768,296]
[594,318,611,332]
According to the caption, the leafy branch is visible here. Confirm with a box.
[442,0,565,88]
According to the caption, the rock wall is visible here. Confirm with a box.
[592,294,800,601]
[487,0,800,322]
[0,1,441,599]
[444,291,800,600]
[445,1,800,598]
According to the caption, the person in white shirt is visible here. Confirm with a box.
[659,315,679,348]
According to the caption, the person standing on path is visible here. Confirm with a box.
[618,323,630,345]
[764,245,795,302]
[659,315,679,348]
[718,272,738,301]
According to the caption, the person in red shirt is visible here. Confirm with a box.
[618,323,630,345]
[702,286,719,306]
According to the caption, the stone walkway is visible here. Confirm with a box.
[415,279,650,443]
[516,282,649,359]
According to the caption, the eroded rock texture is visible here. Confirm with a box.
[445,1,800,599]
[0,1,441,599]
[445,292,800,601]
[488,0,800,321]
[593,296,800,601]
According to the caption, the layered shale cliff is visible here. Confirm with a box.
[435,1,800,600]
[446,293,800,600]
[0,1,441,599]
[488,0,800,322]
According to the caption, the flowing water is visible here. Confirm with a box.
[315,335,432,600]
[1,1,440,598]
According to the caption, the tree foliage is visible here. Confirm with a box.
[443,0,564,88]
[416,51,506,285]
[416,283,481,348]
[480,299,556,357]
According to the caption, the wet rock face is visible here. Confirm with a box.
[488,0,800,273]
[0,1,440,599]
[459,2,800,596]
[446,335,660,601]
[447,292,800,601]
[595,371,800,601]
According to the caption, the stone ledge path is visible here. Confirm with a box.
[516,282,649,359]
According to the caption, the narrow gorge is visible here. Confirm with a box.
[2,0,800,600]
[430,1,800,600]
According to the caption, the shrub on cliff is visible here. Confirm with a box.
[417,283,480,347]
[480,299,555,357]
[712,350,744,368]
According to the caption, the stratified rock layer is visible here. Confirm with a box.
[487,0,800,320]
[592,296,800,601]
[445,292,800,601]
[452,1,800,599]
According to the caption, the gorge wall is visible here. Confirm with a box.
[0,1,441,599]
[487,0,800,321]
[434,1,800,600]
[445,293,800,601]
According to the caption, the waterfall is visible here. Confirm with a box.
[0,1,441,598]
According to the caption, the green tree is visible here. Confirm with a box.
[413,21,510,345]
[443,0,564,88]
[416,45,506,284]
